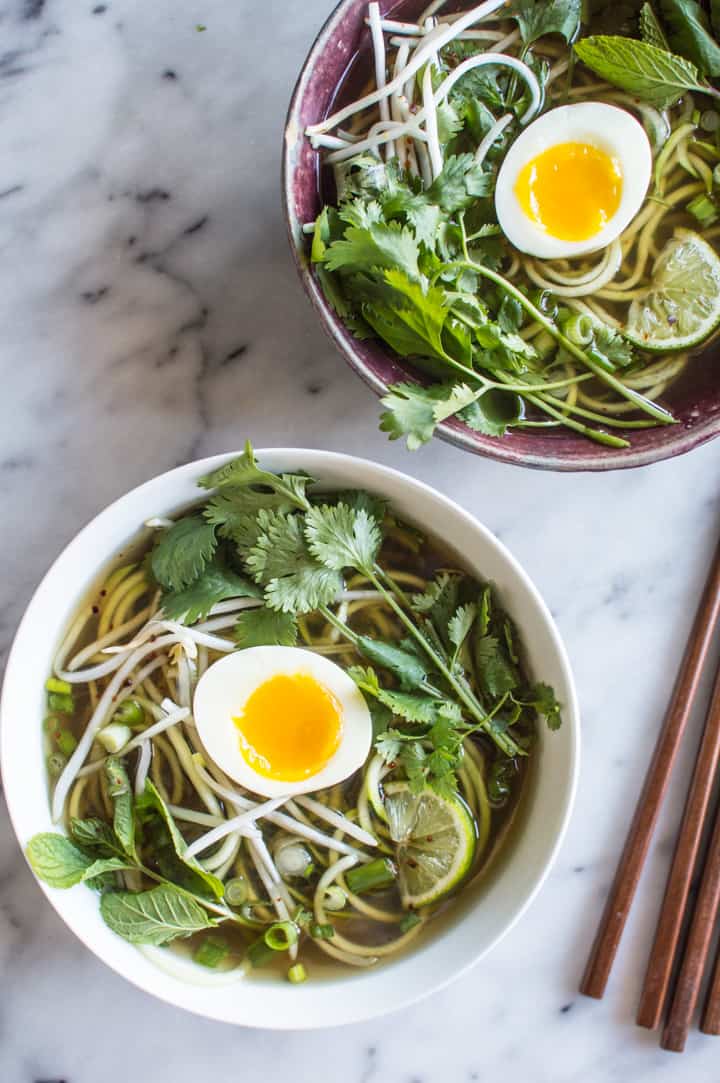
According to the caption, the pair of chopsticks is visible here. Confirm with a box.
[581,538,720,1052]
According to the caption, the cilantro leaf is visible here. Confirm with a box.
[593,324,635,367]
[380,383,439,449]
[246,510,342,614]
[305,502,382,572]
[460,388,523,437]
[323,221,420,280]
[356,636,428,689]
[448,603,477,655]
[474,634,518,697]
[234,607,298,647]
[364,269,452,361]
[425,154,491,213]
[199,442,312,510]
[507,0,582,45]
[161,561,260,624]
[151,517,217,592]
[204,487,297,539]
[349,664,439,723]
[522,681,563,730]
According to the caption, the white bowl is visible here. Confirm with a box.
[1,450,580,1028]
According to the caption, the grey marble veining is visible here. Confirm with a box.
[2,1,720,1080]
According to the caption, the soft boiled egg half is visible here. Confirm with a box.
[193,646,372,798]
[495,103,652,260]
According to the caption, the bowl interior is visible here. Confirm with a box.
[283,0,720,471]
[1,450,579,1028]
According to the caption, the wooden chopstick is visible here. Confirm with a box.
[701,927,720,1033]
[662,787,720,1051]
[580,538,720,1001]
[637,658,720,1030]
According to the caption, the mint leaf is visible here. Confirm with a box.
[659,0,720,76]
[161,560,260,624]
[640,2,670,49]
[83,857,133,882]
[26,833,93,888]
[574,36,710,107]
[199,442,313,510]
[151,517,217,592]
[304,502,382,572]
[508,0,582,45]
[234,607,298,647]
[70,817,122,857]
[106,758,136,860]
[100,884,216,945]
[136,781,224,899]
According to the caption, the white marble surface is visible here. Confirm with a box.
[2,0,720,1079]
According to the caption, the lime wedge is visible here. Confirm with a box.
[383,782,477,908]
[624,230,720,352]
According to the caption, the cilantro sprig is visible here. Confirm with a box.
[147,445,563,796]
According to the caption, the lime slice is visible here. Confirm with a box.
[383,782,477,908]
[624,230,720,352]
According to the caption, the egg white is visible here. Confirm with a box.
[494,102,652,260]
[193,645,373,798]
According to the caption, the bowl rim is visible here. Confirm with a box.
[282,0,720,473]
[1,448,580,1028]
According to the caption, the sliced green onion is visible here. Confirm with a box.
[55,729,78,757]
[701,110,720,133]
[45,677,72,696]
[322,885,347,911]
[193,936,229,968]
[264,921,299,951]
[310,922,335,940]
[224,876,248,907]
[43,713,63,734]
[47,751,68,778]
[688,192,719,226]
[303,862,316,879]
[287,963,308,984]
[345,858,396,895]
[561,312,594,347]
[97,723,131,754]
[47,691,74,714]
[246,935,277,968]
[112,698,145,728]
[399,911,422,933]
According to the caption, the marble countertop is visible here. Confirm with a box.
[2,1,720,1079]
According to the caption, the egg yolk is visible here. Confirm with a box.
[514,142,623,242]
[233,673,342,782]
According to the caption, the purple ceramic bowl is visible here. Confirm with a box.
[282,0,720,471]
